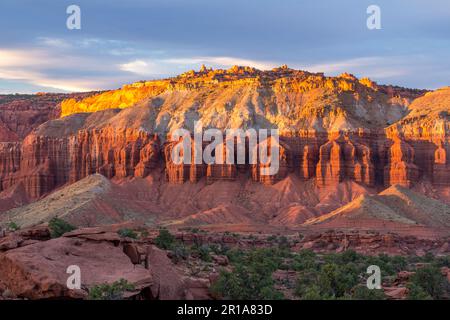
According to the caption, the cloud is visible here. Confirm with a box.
[162,56,278,70]
[36,37,72,49]
[119,60,157,76]
[295,56,409,80]
[119,55,279,77]
[0,48,112,91]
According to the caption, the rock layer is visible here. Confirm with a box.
[0,69,449,200]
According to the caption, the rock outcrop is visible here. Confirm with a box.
[0,92,95,142]
[0,127,159,198]
[384,135,419,187]
[316,133,375,187]
[0,68,449,201]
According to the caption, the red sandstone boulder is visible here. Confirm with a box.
[145,245,186,300]
[212,254,229,266]
[0,237,152,299]
[383,287,408,300]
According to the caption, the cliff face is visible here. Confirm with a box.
[0,67,449,200]
[0,127,159,198]
[0,92,97,142]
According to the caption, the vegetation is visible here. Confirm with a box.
[7,222,20,231]
[88,279,135,300]
[154,228,177,250]
[48,217,76,238]
[407,265,449,299]
[210,246,449,300]
[211,248,288,300]
[192,244,212,262]
[117,228,138,239]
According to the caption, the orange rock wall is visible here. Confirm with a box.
[1,130,450,198]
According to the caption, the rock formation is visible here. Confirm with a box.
[0,68,449,201]
[316,133,375,187]
[0,92,95,142]
[384,135,419,187]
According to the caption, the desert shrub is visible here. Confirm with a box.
[408,265,448,299]
[139,229,149,238]
[277,236,290,250]
[225,248,246,263]
[195,244,212,262]
[211,248,285,300]
[88,279,135,300]
[211,263,283,300]
[171,244,190,264]
[48,217,76,238]
[301,285,322,300]
[295,262,360,299]
[117,228,138,239]
[365,254,407,276]
[209,244,229,255]
[7,222,20,231]
[292,249,318,272]
[317,263,359,298]
[295,270,321,298]
[407,283,433,300]
[154,228,176,250]
[351,285,386,300]
[433,255,450,268]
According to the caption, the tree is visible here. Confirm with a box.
[117,228,138,239]
[48,217,76,238]
[154,228,176,250]
[409,266,447,299]
[88,279,135,300]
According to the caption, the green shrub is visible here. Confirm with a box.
[292,249,317,272]
[171,244,190,263]
[407,283,433,300]
[277,236,290,250]
[195,244,212,262]
[409,265,448,299]
[48,217,76,238]
[210,244,230,255]
[7,222,20,231]
[226,248,246,263]
[117,228,138,239]
[301,285,322,300]
[88,279,135,300]
[211,248,285,300]
[295,262,360,299]
[211,264,284,300]
[351,285,386,300]
[154,228,176,250]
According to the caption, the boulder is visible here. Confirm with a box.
[0,237,152,299]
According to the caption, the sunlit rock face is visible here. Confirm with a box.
[1,67,450,198]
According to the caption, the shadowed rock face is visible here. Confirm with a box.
[0,92,97,142]
[0,68,448,200]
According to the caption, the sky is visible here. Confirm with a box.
[0,0,449,93]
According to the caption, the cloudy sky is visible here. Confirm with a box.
[0,0,449,93]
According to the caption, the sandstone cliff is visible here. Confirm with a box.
[0,67,448,204]
[0,92,97,143]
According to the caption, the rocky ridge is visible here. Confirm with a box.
[0,67,448,202]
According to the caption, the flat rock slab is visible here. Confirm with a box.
[0,237,152,299]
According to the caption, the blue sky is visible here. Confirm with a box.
[0,0,449,93]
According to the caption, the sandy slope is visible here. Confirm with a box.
[1,172,449,236]
[0,172,373,229]
[304,184,450,228]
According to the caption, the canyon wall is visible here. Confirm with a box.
[0,67,448,199]
[1,128,449,199]
[0,92,96,142]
